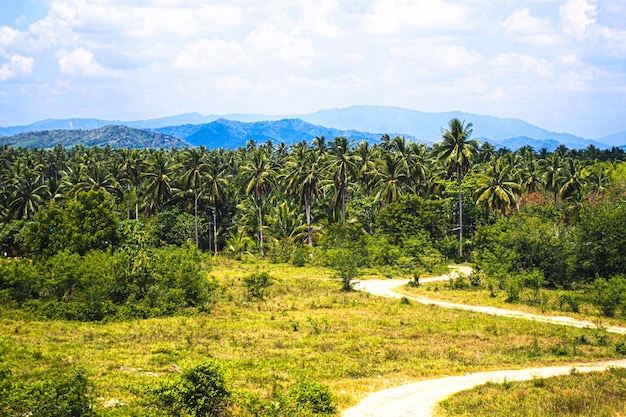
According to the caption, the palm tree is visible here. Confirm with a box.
[435,118,479,257]
[143,151,174,215]
[325,136,360,225]
[474,157,523,216]
[121,149,144,220]
[8,173,50,220]
[241,148,274,256]
[283,144,323,245]
[372,152,408,205]
[204,155,230,255]
[178,148,210,248]
[71,161,120,200]
[539,153,565,206]
[559,157,587,202]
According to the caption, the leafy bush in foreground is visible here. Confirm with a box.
[0,367,96,417]
[151,360,230,417]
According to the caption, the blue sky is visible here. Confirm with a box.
[1,0,625,138]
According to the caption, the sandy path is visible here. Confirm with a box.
[342,360,626,417]
[354,270,626,335]
[343,268,626,416]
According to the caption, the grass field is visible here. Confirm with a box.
[435,367,626,417]
[399,272,626,329]
[2,259,626,415]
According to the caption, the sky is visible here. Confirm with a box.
[0,0,625,139]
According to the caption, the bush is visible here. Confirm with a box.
[593,276,626,317]
[152,360,230,417]
[287,379,336,415]
[0,367,96,417]
[243,271,273,300]
[324,248,359,292]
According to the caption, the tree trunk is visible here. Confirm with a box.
[213,206,218,255]
[257,193,265,256]
[127,184,131,220]
[458,171,463,258]
[305,193,312,245]
[194,188,199,248]
[135,184,139,220]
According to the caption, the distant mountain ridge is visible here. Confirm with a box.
[157,118,413,149]
[0,125,186,149]
[1,106,623,150]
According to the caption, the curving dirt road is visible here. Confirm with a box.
[343,268,626,416]
[342,359,626,417]
[354,268,626,335]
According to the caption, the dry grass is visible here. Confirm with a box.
[1,259,625,415]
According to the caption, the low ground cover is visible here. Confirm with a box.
[1,260,625,415]
[435,367,626,417]
[400,273,626,329]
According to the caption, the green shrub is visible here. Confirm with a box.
[243,271,273,300]
[1,367,96,417]
[593,276,626,317]
[287,379,336,415]
[152,360,230,417]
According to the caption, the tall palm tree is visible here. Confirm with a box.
[372,152,408,205]
[354,141,378,197]
[241,148,274,256]
[474,157,523,216]
[559,157,587,202]
[283,144,323,245]
[325,136,360,225]
[143,151,174,215]
[204,155,230,254]
[435,118,479,257]
[539,153,565,206]
[178,147,210,248]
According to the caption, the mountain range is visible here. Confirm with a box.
[0,106,624,150]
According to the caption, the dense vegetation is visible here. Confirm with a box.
[1,118,626,415]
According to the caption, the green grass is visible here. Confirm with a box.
[400,276,626,329]
[1,259,625,415]
[435,367,626,417]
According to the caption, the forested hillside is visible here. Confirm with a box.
[0,125,187,149]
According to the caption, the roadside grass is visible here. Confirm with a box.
[399,272,626,329]
[1,259,625,415]
[434,367,626,417]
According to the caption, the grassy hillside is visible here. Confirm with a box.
[0,125,188,149]
[2,260,625,416]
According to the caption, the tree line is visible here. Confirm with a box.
[0,119,623,257]
[0,118,626,319]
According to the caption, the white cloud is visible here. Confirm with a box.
[245,25,314,69]
[0,27,22,46]
[0,54,35,81]
[560,0,597,40]
[491,53,553,78]
[57,47,122,77]
[173,39,246,72]
[365,0,469,35]
[503,8,561,46]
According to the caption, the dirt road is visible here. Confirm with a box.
[342,359,626,417]
[343,268,626,416]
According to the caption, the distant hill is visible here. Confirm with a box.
[158,118,410,148]
[296,106,610,150]
[599,131,626,147]
[0,125,188,149]
[1,105,623,150]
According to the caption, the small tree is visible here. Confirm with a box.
[325,248,359,291]
[243,271,273,300]
[153,360,230,417]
